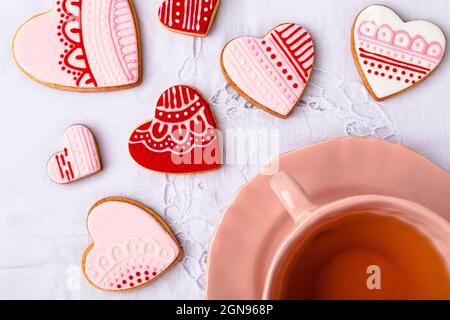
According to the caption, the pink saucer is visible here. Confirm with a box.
[206,136,450,299]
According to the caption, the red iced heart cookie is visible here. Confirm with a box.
[13,0,141,91]
[221,23,315,118]
[352,5,446,101]
[47,125,102,184]
[158,0,221,37]
[82,197,182,292]
[129,85,221,174]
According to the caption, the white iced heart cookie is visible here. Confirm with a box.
[13,0,141,91]
[82,198,182,292]
[221,23,315,118]
[47,125,102,184]
[352,5,446,101]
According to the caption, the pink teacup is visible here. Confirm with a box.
[263,171,450,300]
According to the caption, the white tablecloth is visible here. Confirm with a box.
[0,0,449,299]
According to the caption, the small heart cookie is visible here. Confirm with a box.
[129,85,221,174]
[221,23,315,118]
[13,0,141,91]
[158,0,221,37]
[82,197,182,292]
[352,5,446,101]
[47,125,102,184]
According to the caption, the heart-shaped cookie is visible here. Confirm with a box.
[82,197,182,292]
[221,23,315,118]
[352,5,446,101]
[129,85,221,174]
[47,125,102,184]
[158,0,221,37]
[13,0,141,91]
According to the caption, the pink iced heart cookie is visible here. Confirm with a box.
[13,0,141,91]
[47,125,102,184]
[82,198,182,292]
[221,23,315,118]
[352,5,446,101]
[158,0,221,37]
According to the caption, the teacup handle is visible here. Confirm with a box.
[270,171,317,222]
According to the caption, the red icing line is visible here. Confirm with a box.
[359,53,427,75]
[358,48,431,71]
[67,161,75,180]
[55,155,65,179]
[271,34,307,84]
[76,0,97,87]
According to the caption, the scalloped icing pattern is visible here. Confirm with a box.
[83,200,180,291]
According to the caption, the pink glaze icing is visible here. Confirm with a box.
[13,0,139,89]
[83,200,180,291]
[222,23,314,117]
[47,125,101,184]
[357,21,444,60]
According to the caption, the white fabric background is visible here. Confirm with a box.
[0,0,449,299]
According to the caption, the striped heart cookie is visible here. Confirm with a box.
[221,23,315,118]
[158,0,220,37]
[47,125,102,184]
[129,85,221,174]
[352,5,446,101]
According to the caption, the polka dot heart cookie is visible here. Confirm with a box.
[352,5,446,101]
[221,23,315,118]
[82,197,182,292]
[158,0,221,37]
[129,85,222,174]
[13,0,142,91]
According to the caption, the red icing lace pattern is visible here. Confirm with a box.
[56,0,97,87]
